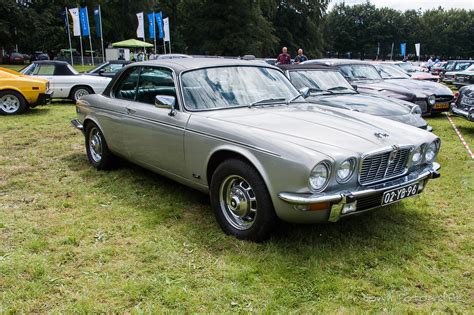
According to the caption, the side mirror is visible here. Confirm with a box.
[351,84,358,91]
[98,69,105,75]
[155,95,177,116]
[299,87,310,98]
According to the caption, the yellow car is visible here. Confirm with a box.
[0,67,52,115]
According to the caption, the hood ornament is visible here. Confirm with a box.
[374,132,390,139]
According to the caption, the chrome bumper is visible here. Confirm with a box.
[450,106,474,121]
[278,162,441,222]
[71,119,84,131]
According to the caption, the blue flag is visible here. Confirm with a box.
[79,7,90,36]
[155,12,164,39]
[94,6,101,38]
[148,13,155,39]
[400,42,406,57]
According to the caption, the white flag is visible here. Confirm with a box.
[163,17,170,42]
[415,43,421,57]
[136,12,145,39]
[69,8,81,36]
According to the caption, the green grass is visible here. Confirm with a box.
[0,104,473,312]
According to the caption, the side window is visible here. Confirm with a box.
[136,67,176,105]
[34,65,55,75]
[114,67,141,100]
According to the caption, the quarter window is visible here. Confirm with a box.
[114,67,141,100]
[35,65,55,75]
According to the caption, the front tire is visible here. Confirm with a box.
[85,123,115,170]
[0,90,28,115]
[210,159,278,242]
[71,86,93,102]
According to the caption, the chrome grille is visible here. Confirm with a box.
[359,147,411,185]
[435,95,454,103]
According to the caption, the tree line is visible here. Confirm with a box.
[0,0,473,60]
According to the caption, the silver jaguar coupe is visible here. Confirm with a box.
[71,58,441,242]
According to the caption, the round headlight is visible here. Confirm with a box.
[424,141,438,163]
[428,95,436,105]
[309,161,331,191]
[411,146,423,165]
[411,105,422,116]
[336,158,355,183]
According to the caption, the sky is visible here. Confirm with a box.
[329,0,474,11]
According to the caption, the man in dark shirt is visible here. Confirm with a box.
[294,49,308,64]
[276,47,291,65]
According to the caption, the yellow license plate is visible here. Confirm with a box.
[434,103,449,109]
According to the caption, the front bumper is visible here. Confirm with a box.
[450,105,474,121]
[32,90,53,106]
[278,162,440,222]
[71,119,85,134]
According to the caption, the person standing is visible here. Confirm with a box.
[276,47,291,65]
[294,49,308,64]
[426,56,434,71]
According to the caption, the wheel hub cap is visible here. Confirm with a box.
[219,175,257,230]
[89,128,102,162]
[0,95,20,113]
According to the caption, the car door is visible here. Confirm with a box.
[117,66,190,177]
[29,64,56,94]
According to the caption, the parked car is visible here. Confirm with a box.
[32,51,50,61]
[431,62,447,76]
[9,52,25,65]
[453,64,474,88]
[373,63,454,114]
[86,60,133,78]
[0,67,52,115]
[71,58,441,241]
[386,62,439,81]
[304,59,436,115]
[20,61,111,102]
[441,60,474,84]
[279,64,431,131]
[450,85,474,121]
[392,61,426,74]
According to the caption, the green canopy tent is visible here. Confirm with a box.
[112,39,154,48]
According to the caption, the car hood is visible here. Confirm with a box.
[384,79,453,96]
[191,104,434,156]
[0,68,48,84]
[350,79,417,100]
[306,94,411,116]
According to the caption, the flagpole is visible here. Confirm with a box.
[65,7,74,66]
[86,7,94,66]
[98,5,105,62]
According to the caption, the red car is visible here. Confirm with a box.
[9,53,25,65]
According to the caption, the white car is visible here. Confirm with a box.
[21,61,111,102]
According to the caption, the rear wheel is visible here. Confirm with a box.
[71,86,93,102]
[210,159,278,242]
[0,90,28,115]
[85,123,115,170]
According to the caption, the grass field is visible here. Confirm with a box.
[1,88,474,311]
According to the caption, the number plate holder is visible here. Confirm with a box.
[382,182,419,205]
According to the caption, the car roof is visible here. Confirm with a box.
[107,60,132,64]
[278,64,338,71]
[32,60,69,66]
[303,59,372,66]
[130,57,279,74]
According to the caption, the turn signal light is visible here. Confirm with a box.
[308,202,330,211]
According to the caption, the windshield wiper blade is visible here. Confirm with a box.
[286,94,306,104]
[249,97,286,108]
[328,86,352,91]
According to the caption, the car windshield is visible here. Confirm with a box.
[454,62,473,71]
[339,64,382,81]
[181,66,302,110]
[465,65,474,72]
[289,70,356,94]
[377,65,411,79]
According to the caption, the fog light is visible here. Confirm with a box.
[341,202,357,214]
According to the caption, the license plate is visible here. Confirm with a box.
[382,183,419,205]
[434,103,449,109]
[458,77,464,82]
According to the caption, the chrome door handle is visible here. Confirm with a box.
[126,107,136,114]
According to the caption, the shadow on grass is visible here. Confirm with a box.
[457,125,474,136]
[24,107,51,116]
[62,151,438,259]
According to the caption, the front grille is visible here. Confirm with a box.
[359,147,411,185]
[436,95,454,103]
[356,193,383,211]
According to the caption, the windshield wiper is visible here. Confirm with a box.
[328,86,356,93]
[286,94,305,104]
[249,97,286,108]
